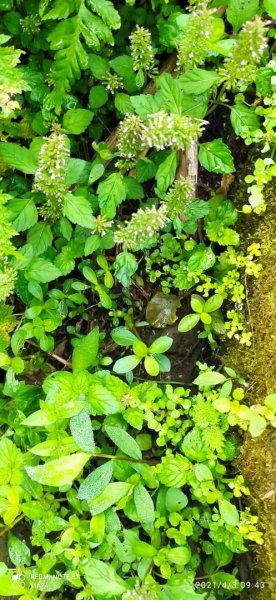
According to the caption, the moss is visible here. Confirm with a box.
[223,177,276,598]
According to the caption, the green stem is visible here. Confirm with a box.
[0,514,24,537]
[207,83,228,116]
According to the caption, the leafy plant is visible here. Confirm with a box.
[112,327,173,376]
[0,0,274,596]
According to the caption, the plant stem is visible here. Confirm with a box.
[0,514,24,537]
[207,83,227,116]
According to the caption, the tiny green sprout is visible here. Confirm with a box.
[111,327,173,376]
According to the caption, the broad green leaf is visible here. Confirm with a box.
[89,482,132,515]
[88,53,109,79]
[144,355,160,377]
[265,394,276,413]
[149,336,173,354]
[27,222,53,255]
[213,542,233,567]
[111,327,137,346]
[263,0,276,17]
[167,546,191,565]
[178,313,200,332]
[110,54,134,77]
[0,574,25,597]
[158,454,191,488]
[199,140,235,174]
[63,108,93,134]
[25,453,90,487]
[193,371,227,387]
[78,460,113,500]
[188,244,216,272]
[89,85,108,108]
[114,252,138,287]
[165,489,188,512]
[0,142,37,174]
[219,500,239,526]
[227,0,259,32]
[136,157,157,183]
[88,384,121,415]
[130,94,162,120]
[72,327,99,372]
[66,158,91,186]
[181,93,209,119]
[179,69,221,94]
[113,354,141,373]
[248,414,267,438]
[134,483,155,523]
[97,173,126,219]
[105,426,142,460]
[63,193,92,228]
[115,92,134,114]
[83,559,128,597]
[25,258,61,283]
[194,463,213,482]
[191,295,205,313]
[156,151,178,194]
[8,197,38,232]
[204,294,224,313]
[70,406,95,452]
[8,532,31,566]
[157,73,183,114]
[230,104,260,138]
[89,162,105,184]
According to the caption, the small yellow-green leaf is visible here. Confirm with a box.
[25,453,90,487]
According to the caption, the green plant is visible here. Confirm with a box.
[112,327,173,376]
[0,0,275,596]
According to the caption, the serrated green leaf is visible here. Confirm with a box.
[179,69,221,94]
[27,222,53,255]
[8,197,38,232]
[25,258,61,283]
[227,0,259,32]
[83,558,128,596]
[230,104,260,138]
[199,140,235,174]
[63,193,92,228]
[0,142,37,174]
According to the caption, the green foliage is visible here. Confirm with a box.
[0,0,274,596]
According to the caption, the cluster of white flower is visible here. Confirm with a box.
[91,214,114,237]
[221,17,268,90]
[33,125,70,220]
[141,111,205,151]
[163,177,195,219]
[130,25,156,74]
[177,0,216,70]
[115,204,169,250]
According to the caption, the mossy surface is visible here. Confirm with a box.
[223,176,276,598]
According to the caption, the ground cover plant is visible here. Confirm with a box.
[0,0,275,598]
